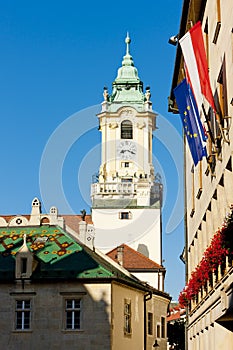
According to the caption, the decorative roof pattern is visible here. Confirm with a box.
[0,226,113,280]
[0,226,151,291]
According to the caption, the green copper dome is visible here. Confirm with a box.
[104,33,150,112]
[114,33,141,84]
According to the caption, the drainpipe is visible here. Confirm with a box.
[144,291,152,350]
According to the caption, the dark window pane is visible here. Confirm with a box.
[16,300,23,309]
[24,300,31,309]
[66,312,73,328]
[16,312,22,329]
[121,120,133,139]
[24,312,30,329]
[66,300,73,309]
[74,300,81,308]
[74,311,80,328]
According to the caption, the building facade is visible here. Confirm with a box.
[170,0,233,349]
[0,198,170,350]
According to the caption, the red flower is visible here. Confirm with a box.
[178,212,233,307]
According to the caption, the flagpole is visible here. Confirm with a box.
[201,104,215,142]
[202,103,230,149]
[215,112,230,144]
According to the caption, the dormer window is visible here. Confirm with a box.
[21,258,27,274]
[121,120,133,139]
[15,234,34,279]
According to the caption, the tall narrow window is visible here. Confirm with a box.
[161,316,166,338]
[157,324,161,338]
[21,258,27,274]
[218,58,228,119]
[124,299,132,335]
[148,312,153,335]
[65,299,81,330]
[15,300,31,330]
[121,120,133,139]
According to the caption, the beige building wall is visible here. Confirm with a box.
[146,294,169,350]
[180,0,233,349]
[0,281,112,350]
[111,281,145,350]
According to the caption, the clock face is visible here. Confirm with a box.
[117,140,137,160]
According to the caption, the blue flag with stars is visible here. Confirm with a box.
[173,78,207,166]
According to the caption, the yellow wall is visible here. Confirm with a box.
[111,281,145,350]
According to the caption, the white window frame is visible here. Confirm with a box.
[15,299,31,331]
[124,299,132,335]
[65,298,82,330]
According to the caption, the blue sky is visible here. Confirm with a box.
[0,0,184,300]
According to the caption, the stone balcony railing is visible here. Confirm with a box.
[91,181,162,201]
[91,182,137,196]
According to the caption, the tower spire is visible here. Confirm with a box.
[125,32,131,56]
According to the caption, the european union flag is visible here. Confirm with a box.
[173,78,207,166]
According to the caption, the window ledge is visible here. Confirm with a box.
[62,329,84,333]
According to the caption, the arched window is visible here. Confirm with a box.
[121,120,133,139]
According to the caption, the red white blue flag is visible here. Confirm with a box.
[179,21,216,112]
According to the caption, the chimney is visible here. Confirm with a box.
[117,245,124,266]
[79,220,87,243]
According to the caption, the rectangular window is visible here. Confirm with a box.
[161,316,166,338]
[124,299,131,335]
[121,120,133,139]
[65,299,81,330]
[119,211,132,220]
[121,162,130,168]
[157,324,160,338]
[121,178,132,183]
[21,258,27,274]
[15,300,31,330]
[148,312,153,335]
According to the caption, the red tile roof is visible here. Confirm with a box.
[167,304,186,322]
[107,244,163,271]
[1,215,30,222]
[0,214,93,234]
[62,215,93,233]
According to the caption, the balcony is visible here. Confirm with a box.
[91,181,136,196]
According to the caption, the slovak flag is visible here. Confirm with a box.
[179,21,216,113]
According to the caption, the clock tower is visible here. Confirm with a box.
[91,34,162,266]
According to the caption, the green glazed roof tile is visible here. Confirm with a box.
[0,226,116,280]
